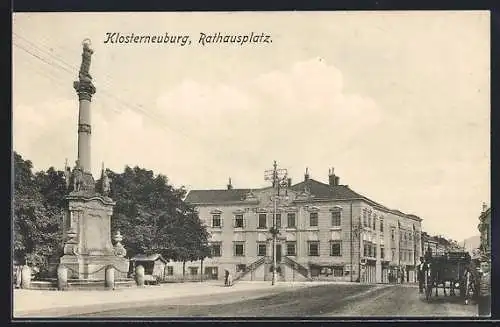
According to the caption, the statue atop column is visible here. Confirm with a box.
[73,38,96,97]
[79,38,93,82]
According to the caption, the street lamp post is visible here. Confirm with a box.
[264,161,288,286]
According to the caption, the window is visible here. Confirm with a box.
[258,214,267,229]
[409,232,413,241]
[368,213,372,229]
[234,242,245,256]
[286,242,296,256]
[212,214,221,228]
[363,244,368,257]
[330,241,342,256]
[234,214,244,228]
[189,267,198,275]
[373,246,377,258]
[257,243,267,256]
[210,242,222,257]
[275,213,281,228]
[391,228,395,241]
[236,264,246,273]
[380,246,385,259]
[333,266,344,277]
[308,242,320,256]
[380,219,384,232]
[391,249,396,261]
[331,211,341,227]
[363,210,368,227]
[287,213,296,228]
[310,212,318,227]
[372,216,376,230]
[166,266,173,275]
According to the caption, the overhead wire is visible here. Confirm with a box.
[12,34,234,181]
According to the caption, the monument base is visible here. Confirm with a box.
[60,254,130,280]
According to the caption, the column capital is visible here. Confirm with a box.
[73,80,96,101]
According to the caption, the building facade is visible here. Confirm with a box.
[478,203,491,261]
[421,233,448,257]
[170,169,422,284]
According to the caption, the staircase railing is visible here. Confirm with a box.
[283,256,311,280]
[233,256,266,282]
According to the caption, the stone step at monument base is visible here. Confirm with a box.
[27,278,137,291]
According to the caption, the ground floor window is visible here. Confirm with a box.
[166,266,174,275]
[236,264,247,273]
[204,267,218,279]
[189,267,199,275]
[286,242,296,256]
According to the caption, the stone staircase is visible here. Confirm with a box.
[282,256,312,281]
[233,257,266,282]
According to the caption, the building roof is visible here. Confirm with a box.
[130,253,168,263]
[185,178,421,220]
[185,189,252,204]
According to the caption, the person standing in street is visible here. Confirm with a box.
[478,260,491,316]
[224,269,229,287]
[417,257,425,294]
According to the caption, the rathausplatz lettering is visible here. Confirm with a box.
[198,32,272,46]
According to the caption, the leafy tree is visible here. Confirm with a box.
[13,155,211,278]
[106,166,211,270]
[13,152,63,277]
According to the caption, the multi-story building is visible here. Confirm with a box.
[169,168,422,284]
[421,233,451,257]
[478,203,491,261]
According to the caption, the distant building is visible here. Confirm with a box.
[421,233,450,257]
[174,168,422,284]
[478,203,491,261]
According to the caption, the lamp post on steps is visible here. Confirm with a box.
[264,160,288,286]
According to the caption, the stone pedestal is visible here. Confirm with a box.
[59,192,129,280]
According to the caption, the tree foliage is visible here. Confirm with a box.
[14,153,211,277]
[13,152,64,274]
[103,166,210,263]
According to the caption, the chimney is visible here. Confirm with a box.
[304,167,310,181]
[328,168,335,186]
[287,177,292,187]
[227,177,233,190]
[328,167,340,186]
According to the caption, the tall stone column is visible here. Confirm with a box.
[73,39,96,174]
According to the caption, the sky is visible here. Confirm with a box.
[12,11,490,242]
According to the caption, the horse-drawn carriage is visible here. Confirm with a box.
[422,251,478,304]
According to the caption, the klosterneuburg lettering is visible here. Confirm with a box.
[104,32,191,46]
[198,32,272,46]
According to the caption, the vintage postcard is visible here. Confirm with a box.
[12,11,490,319]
